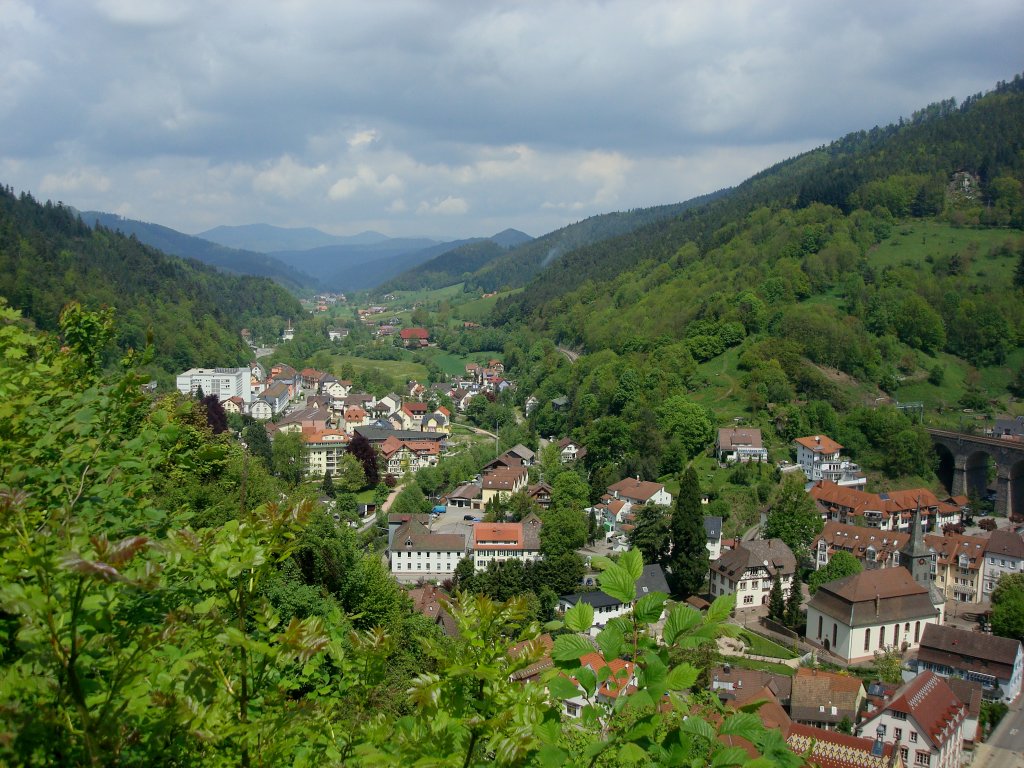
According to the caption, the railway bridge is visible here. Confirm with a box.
[927,429,1024,519]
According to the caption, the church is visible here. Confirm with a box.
[805,507,945,663]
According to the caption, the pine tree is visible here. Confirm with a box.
[667,467,709,598]
[322,469,335,499]
[768,572,785,623]
[784,578,803,629]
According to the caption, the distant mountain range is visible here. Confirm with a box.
[197,223,391,253]
[80,212,318,291]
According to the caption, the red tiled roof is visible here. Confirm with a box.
[878,671,965,748]
[399,327,429,340]
[473,522,524,550]
[608,478,665,502]
[794,434,843,454]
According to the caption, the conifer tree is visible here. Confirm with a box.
[321,469,335,499]
[784,578,803,629]
[768,572,785,623]
[667,466,708,597]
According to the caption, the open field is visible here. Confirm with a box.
[739,629,798,660]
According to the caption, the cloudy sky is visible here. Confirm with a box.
[2,1,1021,240]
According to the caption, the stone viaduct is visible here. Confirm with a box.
[928,429,1024,519]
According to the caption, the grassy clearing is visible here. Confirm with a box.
[329,354,429,385]
[455,287,523,322]
[726,657,796,677]
[739,629,798,660]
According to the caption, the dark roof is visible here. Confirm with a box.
[806,567,939,627]
[946,677,984,724]
[560,564,669,610]
[636,563,670,597]
[393,519,466,553]
[711,539,796,580]
[918,624,1022,680]
[986,529,1024,559]
[789,668,864,725]
[704,516,723,539]
[863,671,965,749]
[355,426,446,443]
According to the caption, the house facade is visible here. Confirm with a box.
[983,529,1024,598]
[793,434,865,489]
[606,478,672,508]
[925,532,987,604]
[809,480,964,532]
[789,667,866,730]
[915,623,1024,703]
[480,466,529,505]
[708,539,796,607]
[805,568,941,663]
[390,517,466,578]
[812,521,909,571]
[471,514,542,570]
[303,430,350,478]
[859,671,966,768]
[716,428,768,463]
[176,367,252,404]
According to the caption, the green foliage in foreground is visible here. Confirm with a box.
[0,302,802,766]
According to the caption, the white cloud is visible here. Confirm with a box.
[252,155,328,198]
[39,168,111,195]
[418,196,469,216]
[0,1,1020,238]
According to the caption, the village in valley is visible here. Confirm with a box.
[170,290,1024,768]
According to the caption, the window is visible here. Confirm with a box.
[914,751,930,766]
[909,732,917,743]
[743,595,754,605]
[892,711,907,720]
[879,625,886,649]
[864,628,871,651]
[900,747,908,763]
[895,728,902,741]
[817,615,823,640]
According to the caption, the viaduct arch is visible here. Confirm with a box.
[928,429,1024,520]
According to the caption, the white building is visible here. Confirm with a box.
[793,435,865,489]
[805,567,941,663]
[859,671,966,768]
[303,430,350,478]
[716,428,768,463]
[175,367,252,404]
[983,528,1024,598]
[708,538,796,607]
[389,516,466,578]
[471,514,542,571]
[606,478,672,508]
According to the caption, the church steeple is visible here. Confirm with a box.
[900,500,934,587]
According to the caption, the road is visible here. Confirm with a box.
[973,696,1024,768]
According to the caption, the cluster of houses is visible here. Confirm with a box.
[176,363,453,479]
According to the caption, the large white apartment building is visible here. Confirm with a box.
[176,367,252,404]
[793,435,865,489]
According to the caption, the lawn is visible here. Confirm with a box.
[726,657,796,677]
[328,354,429,387]
[739,629,798,660]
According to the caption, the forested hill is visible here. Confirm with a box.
[0,186,303,373]
[378,229,533,292]
[467,196,726,293]
[493,75,1024,325]
[80,211,318,291]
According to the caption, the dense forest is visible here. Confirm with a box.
[0,187,303,375]
[493,75,1024,324]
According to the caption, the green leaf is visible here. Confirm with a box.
[719,712,763,741]
[617,742,648,764]
[543,619,564,632]
[595,623,624,661]
[666,663,700,690]
[633,591,667,623]
[681,715,717,741]
[599,564,636,605]
[564,600,595,633]
[551,634,595,662]
[707,593,736,624]
[575,666,597,699]
[536,744,568,768]
[663,603,702,645]
[620,548,643,581]
[546,674,582,700]
[711,746,754,767]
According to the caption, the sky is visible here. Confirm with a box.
[2,1,1022,241]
